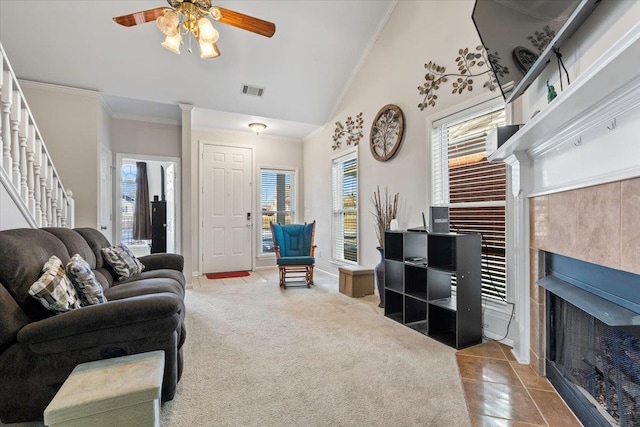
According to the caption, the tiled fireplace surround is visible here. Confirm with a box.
[528,177,640,375]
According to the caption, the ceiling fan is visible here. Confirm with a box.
[113,0,276,59]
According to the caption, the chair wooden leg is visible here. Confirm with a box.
[279,266,286,289]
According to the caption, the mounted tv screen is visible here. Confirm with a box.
[472,0,600,104]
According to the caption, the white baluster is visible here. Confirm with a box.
[66,189,74,228]
[1,71,11,176]
[46,163,54,226]
[26,123,36,215]
[55,178,62,226]
[41,158,49,226]
[19,108,29,201]
[61,193,67,227]
[11,90,21,188]
[42,160,52,227]
[33,137,42,226]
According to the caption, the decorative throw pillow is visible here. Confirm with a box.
[101,243,145,280]
[66,254,107,306]
[29,255,81,313]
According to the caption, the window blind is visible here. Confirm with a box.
[332,152,358,263]
[260,169,295,254]
[432,106,507,301]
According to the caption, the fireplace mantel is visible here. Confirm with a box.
[489,21,640,165]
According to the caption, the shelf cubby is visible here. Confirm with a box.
[384,231,404,261]
[405,295,427,324]
[384,259,404,293]
[384,288,403,323]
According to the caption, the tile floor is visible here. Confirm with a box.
[457,341,582,426]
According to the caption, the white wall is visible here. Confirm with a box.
[0,183,31,230]
[20,82,101,229]
[189,121,304,273]
[111,118,180,158]
[304,0,485,274]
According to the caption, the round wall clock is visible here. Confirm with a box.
[370,104,405,162]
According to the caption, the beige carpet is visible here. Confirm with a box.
[161,269,471,427]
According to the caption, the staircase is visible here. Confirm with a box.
[0,42,73,229]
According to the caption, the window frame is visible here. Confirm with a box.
[331,147,358,265]
[258,167,298,257]
[430,97,509,303]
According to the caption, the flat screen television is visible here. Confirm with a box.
[472,0,601,104]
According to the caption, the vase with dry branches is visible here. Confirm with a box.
[371,186,399,308]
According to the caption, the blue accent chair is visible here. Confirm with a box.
[270,221,316,288]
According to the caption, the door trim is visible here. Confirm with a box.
[198,140,255,275]
[115,153,181,252]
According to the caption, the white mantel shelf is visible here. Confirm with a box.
[488,21,640,163]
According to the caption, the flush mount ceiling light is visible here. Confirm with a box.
[248,123,267,135]
[113,0,275,59]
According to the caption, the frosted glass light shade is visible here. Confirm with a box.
[161,33,182,54]
[248,123,267,134]
[199,40,220,59]
[157,10,179,36]
[197,18,219,43]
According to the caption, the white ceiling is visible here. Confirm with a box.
[0,0,395,139]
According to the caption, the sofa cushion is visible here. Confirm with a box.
[104,278,184,300]
[73,228,112,270]
[29,256,81,313]
[101,244,145,280]
[42,228,97,269]
[0,283,30,351]
[118,269,186,292]
[65,254,107,306]
[0,229,71,320]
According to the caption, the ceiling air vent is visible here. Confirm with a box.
[241,84,265,97]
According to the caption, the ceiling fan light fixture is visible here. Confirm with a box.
[197,17,219,43]
[199,40,220,59]
[161,33,182,54]
[248,123,267,135]
[157,10,179,36]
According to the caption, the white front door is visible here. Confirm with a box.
[99,145,113,241]
[201,144,252,273]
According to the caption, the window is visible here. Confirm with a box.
[432,104,507,300]
[121,161,137,244]
[332,150,358,263]
[260,169,295,254]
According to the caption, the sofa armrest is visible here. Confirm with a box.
[138,253,184,272]
[17,293,183,354]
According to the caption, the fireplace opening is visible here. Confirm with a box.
[547,293,640,426]
[540,252,640,427]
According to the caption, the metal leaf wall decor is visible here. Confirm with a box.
[417,45,508,111]
[332,112,364,150]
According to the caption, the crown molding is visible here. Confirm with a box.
[191,124,303,143]
[112,113,180,126]
[302,124,326,142]
[17,79,101,99]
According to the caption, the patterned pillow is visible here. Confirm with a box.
[29,255,81,313]
[101,243,145,280]
[66,254,107,305]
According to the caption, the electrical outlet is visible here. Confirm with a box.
[483,323,488,329]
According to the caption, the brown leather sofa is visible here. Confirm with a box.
[0,227,186,423]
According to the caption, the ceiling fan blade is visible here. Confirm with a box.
[113,7,166,27]
[213,7,276,38]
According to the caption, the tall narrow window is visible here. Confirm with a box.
[260,169,295,254]
[121,161,137,244]
[432,105,507,300]
[332,150,358,263]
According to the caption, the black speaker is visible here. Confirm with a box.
[429,206,450,233]
[151,200,167,253]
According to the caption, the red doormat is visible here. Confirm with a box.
[205,271,250,280]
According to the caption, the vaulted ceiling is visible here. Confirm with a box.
[0,0,395,138]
